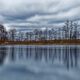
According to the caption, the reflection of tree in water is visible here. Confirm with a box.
[19,46,23,59]
[62,46,78,69]
[9,45,79,69]
[0,47,7,65]
[35,46,42,61]
[25,46,79,69]
[10,46,15,61]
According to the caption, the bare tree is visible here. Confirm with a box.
[0,24,7,41]
[51,29,54,40]
[48,30,52,40]
[25,32,29,40]
[72,22,78,39]
[29,32,33,41]
[38,30,43,40]
[69,21,73,39]
[34,29,39,41]
[9,29,16,41]
[44,28,48,40]
[64,20,70,39]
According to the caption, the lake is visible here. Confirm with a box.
[0,45,80,80]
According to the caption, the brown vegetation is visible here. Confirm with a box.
[0,39,80,45]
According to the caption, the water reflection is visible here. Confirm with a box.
[0,45,80,69]
[62,46,78,69]
[0,46,7,65]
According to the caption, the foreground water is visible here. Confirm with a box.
[0,45,80,80]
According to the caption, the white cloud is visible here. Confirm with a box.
[0,15,6,23]
[27,6,80,23]
[0,0,80,29]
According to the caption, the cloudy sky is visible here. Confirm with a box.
[0,0,80,30]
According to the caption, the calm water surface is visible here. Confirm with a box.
[0,45,80,80]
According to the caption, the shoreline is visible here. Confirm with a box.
[0,39,80,45]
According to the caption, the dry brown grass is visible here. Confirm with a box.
[0,39,80,45]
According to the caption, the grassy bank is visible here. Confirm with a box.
[0,39,80,45]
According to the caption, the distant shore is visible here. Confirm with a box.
[0,39,80,45]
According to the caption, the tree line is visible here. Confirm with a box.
[0,20,79,41]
